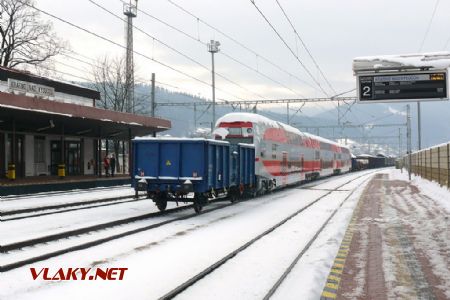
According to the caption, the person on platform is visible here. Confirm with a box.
[110,154,116,177]
[103,155,110,176]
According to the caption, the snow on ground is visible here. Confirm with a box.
[177,176,372,300]
[0,200,160,245]
[268,174,372,300]
[1,186,134,212]
[390,168,450,213]
[0,170,378,300]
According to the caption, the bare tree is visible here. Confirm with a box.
[93,56,128,111]
[92,55,146,113]
[0,0,65,68]
[92,56,148,174]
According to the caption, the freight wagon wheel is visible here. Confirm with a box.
[156,199,167,211]
[155,192,168,212]
[193,200,203,213]
[193,193,206,213]
[230,192,238,203]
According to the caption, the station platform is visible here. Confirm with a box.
[321,171,450,299]
[0,175,131,196]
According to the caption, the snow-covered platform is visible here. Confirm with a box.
[321,169,450,299]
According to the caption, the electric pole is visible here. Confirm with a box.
[151,73,156,137]
[207,40,220,135]
[407,104,412,180]
[124,0,137,113]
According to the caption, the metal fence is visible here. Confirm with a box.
[405,143,450,187]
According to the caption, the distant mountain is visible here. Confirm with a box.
[137,84,450,153]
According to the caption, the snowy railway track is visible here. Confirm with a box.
[159,170,377,300]
[1,195,143,221]
[261,176,372,299]
[0,200,227,272]
[0,171,375,273]
[1,185,129,201]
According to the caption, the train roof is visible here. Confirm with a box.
[216,112,349,150]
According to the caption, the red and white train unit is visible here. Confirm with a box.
[133,112,352,212]
[215,113,352,193]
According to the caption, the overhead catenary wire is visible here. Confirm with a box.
[119,0,309,98]
[60,49,182,91]
[24,0,362,128]
[88,0,265,101]
[120,0,348,121]
[274,0,337,95]
[419,0,440,52]
[249,0,330,97]
[164,0,320,93]
[18,0,248,104]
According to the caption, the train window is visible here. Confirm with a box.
[272,144,277,159]
[228,128,242,135]
[315,151,320,160]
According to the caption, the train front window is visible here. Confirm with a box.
[225,136,253,144]
[228,128,242,135]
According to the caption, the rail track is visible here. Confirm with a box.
[0,170,376,273]
[159,171,376,299]
[2,194,142,221]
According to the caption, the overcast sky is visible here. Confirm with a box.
[34,0,449,110]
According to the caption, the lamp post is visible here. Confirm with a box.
[207,40,220,136]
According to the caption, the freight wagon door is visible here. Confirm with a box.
[180,142,204,181]
[159,143,180,179]
[133,141,159,177]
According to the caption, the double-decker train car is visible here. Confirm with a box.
[132,113,352,213]
[215,113,352,194]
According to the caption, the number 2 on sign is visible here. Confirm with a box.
[363,85,371,97]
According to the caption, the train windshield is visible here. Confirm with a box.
[215,126,254,144]
[224,136,253,144]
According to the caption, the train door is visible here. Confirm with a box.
[282,151,288,185]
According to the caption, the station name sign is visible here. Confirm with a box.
[8,78,55,97]
[357,70,448,103]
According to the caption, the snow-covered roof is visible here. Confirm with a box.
[353,52,450,72]
[133,136,230,145]
[357,154,376,158]
[216,112,349,150]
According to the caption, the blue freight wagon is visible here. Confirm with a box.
[132,138,255,213]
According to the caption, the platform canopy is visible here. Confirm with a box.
[0,92,171,139]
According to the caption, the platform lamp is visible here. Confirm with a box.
[207,40,220,136]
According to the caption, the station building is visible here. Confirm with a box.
[0,66,170,185]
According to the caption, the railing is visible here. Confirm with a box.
[404,143,450,187]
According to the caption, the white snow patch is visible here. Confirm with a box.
[353,52,450,71]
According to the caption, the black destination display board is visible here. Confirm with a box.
[358,71,448,102]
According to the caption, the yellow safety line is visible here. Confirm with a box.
[320,185,366,300]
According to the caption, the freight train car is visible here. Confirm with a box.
[215,113,352,194]
[132,138,255,213]
[132,113,352,213]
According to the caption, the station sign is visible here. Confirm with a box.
[357,70,449,103]
[8,78,55,97]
